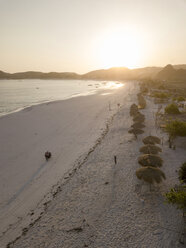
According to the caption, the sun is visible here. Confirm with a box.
[96,28,143,69]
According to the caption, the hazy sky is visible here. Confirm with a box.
[1,0,186,73]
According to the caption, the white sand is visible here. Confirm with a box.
[0,82,136,247]
[1,82,185,247]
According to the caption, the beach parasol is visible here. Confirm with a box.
[131,123,145,129]
[130,104,139,116]
[138,154,163,167]
[138,95,146,109]
[133,114,145,122]
[142,135,161,145]
[139,145,162,155]
[136,166,166,184]
[128,128,144,135]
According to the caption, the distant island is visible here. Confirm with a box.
[1,64,186,81]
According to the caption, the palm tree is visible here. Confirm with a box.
[138,154,163,167]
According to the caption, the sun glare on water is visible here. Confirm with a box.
[96,28,144,69]
[105,81,124,89]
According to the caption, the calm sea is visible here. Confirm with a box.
[0,79,123,117]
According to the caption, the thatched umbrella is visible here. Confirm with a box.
[130,103,138,109]
[139,145,162,154]
[142,135,161,145]
[136,166,166,184]
[138,95,146,109]
[134,111,144,117]
[130,104,139,116]
[131,123,145,129]
[128,128,144,135]
[133,115,145,122]
[138,154,163,167]
[130,109,139,116]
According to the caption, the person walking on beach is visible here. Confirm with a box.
[45,151,52,161]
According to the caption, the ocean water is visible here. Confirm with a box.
[0,79,123,117]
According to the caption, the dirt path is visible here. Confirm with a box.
[11,91,185,248]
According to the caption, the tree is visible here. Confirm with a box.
[165,103,180,114]
[166,120,186,137]
[165,185,186,215]
[178,162,186,184]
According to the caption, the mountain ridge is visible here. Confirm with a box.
[0,64,186,81]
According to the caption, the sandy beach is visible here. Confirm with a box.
[0,81,185,247]
[0,82,136,247]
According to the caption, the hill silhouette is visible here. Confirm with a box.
[156,64,186,81]
[0,64,186,81]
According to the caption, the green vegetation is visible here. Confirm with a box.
[165,103,180,114]
[152,92,169,99]
[165,120,186,136]
[165,162,186,215]
[173,96,185,102]
[165,186,186,210]
[179,162,186,183]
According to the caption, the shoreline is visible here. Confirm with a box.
[0,79,108,119]
[0,79,125,118]
[7,82,185,248]
[0,82,135,247]
[0,90,97,119]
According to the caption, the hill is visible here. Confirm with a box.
[82,67,131,80]
[0,71,80,80]
[0,64,186,81]
[156,64,186,81]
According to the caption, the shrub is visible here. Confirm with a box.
[177,96,185,102]
[165,185,186,210]
[166,120,186,136]
[165,103,180,114]
[173,96,185,102]
[152,92,169,99]
[179,162,186,183]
